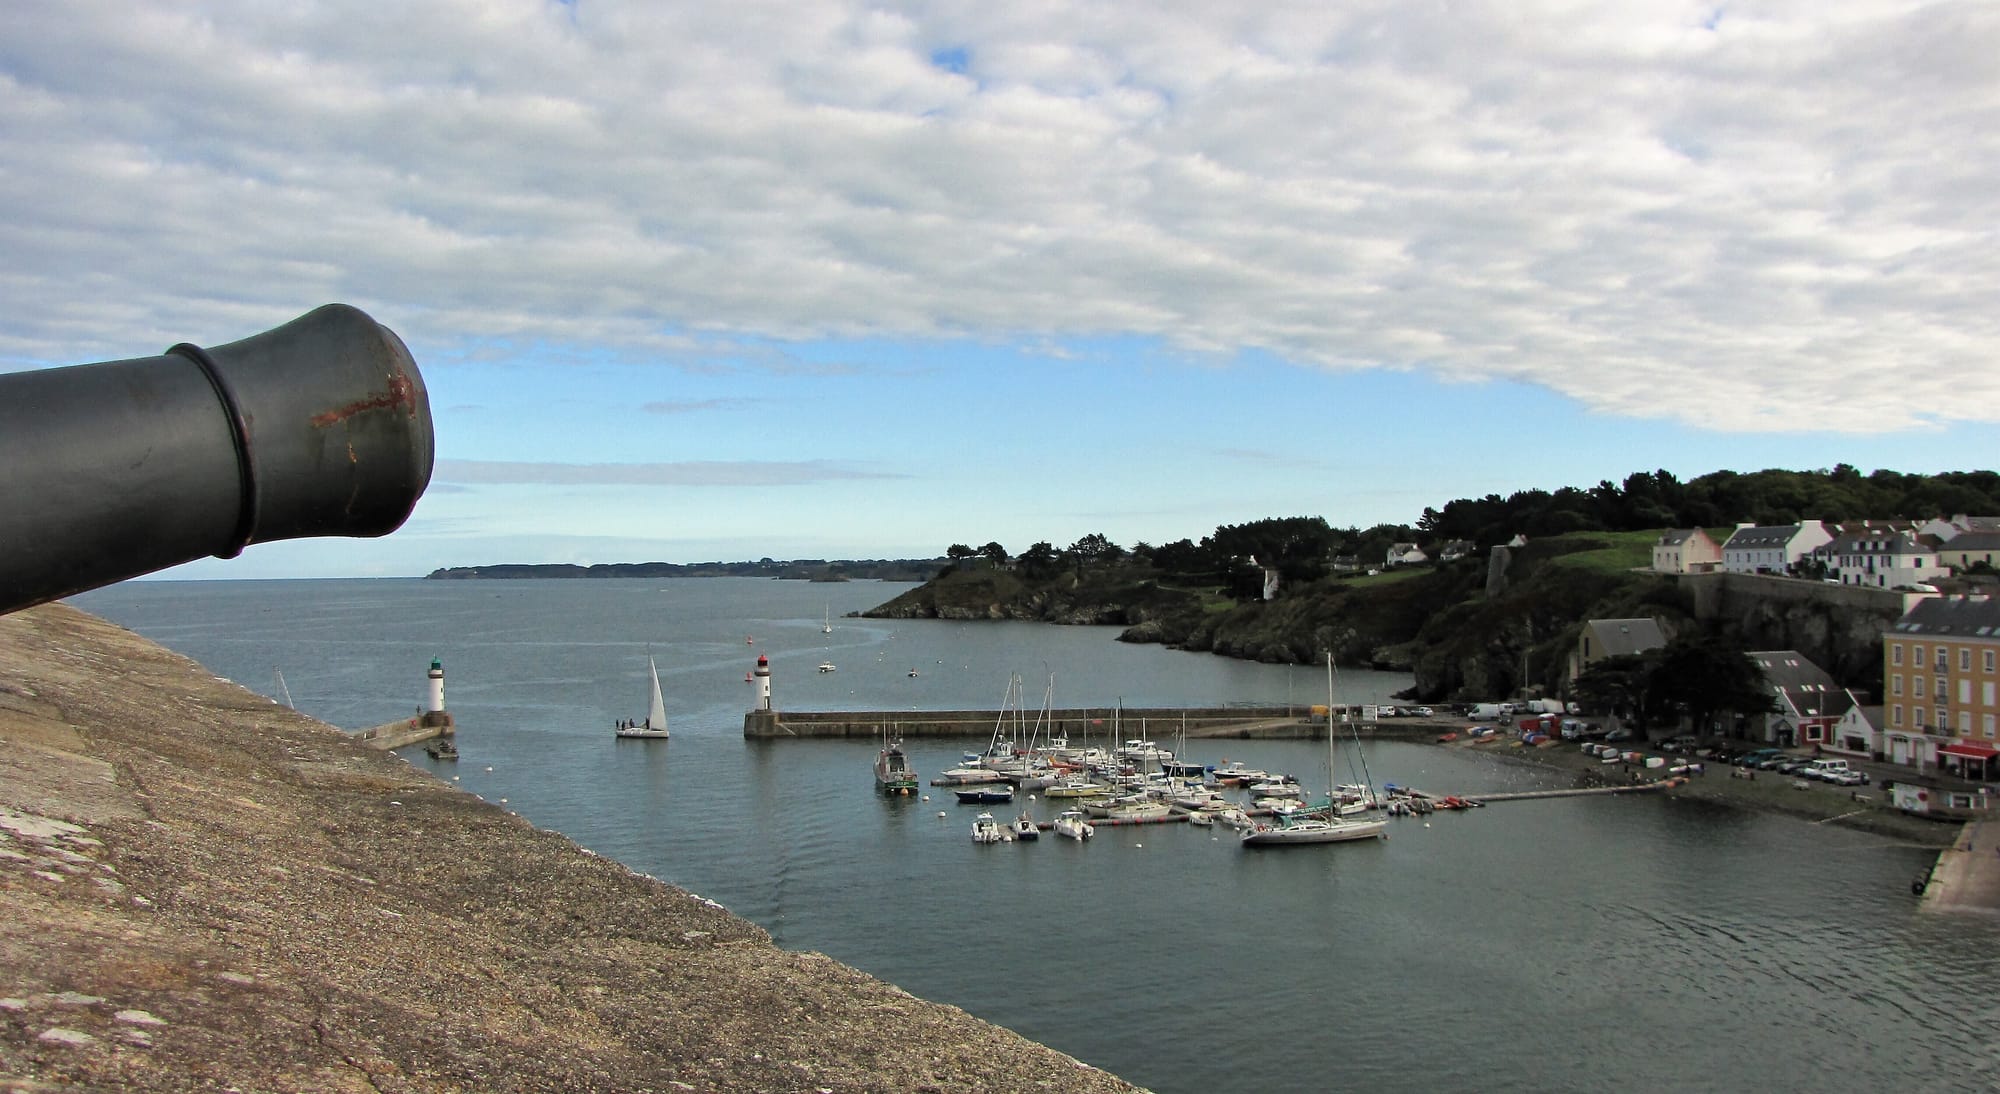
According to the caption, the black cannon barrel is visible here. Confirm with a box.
[0,303,434,614]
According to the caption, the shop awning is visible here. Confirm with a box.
[1939,742,2000,760]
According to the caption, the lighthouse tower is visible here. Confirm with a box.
[426,658,445,714]
[417,658,453,731]
[754,654,772,712]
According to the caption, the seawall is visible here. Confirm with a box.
[0,603,1145,1093]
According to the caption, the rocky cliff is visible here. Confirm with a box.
[863,537,1906,704]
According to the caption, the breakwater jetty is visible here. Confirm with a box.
[744,704,1442,739]
[0,602,1145,1093]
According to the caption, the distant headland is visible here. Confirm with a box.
[424,558,944,582]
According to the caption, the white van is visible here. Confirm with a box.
[1802,758,1850,781]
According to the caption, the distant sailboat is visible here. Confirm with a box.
[822,604,833,634]
[615,657,671,739]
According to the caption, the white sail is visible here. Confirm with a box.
[646,657,669,735]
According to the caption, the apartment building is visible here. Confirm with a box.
[1882,596,2000,779]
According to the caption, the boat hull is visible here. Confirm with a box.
[1239,818,1388,846]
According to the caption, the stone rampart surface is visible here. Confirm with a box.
[0,603,1143,1094]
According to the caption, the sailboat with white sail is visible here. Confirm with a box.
[614,656,671,739]
[1240,654,1385,847]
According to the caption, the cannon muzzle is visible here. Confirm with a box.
[0,304,434,614]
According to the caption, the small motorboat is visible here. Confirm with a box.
[955,785,1015,805]
[1011,811,1040,841]
[971,812,1010,844]
[817,661,836,673]
[424,738,458,760]
[1052,810,1094,841]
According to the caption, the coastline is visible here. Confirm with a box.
[0,603,1145,1093]
[1435,731,1965,847]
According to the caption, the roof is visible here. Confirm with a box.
[1583,618,1666,658]
[1942,531,2000,552]
[1657,529,1700,545]
[1941,742,2000,760]
[1724,524,1814,549]
[1891,595,2000,638]
[1749,650,1854,719]
[1819,531,1929,556]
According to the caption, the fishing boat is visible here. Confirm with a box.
[1052,809,1094,840]
[818,660,836,673]
[1241,655,1387,848]
[614,657,671,739]
[875,734,918,795]
[424,737,458,760]
[970,812,1009,844]
[955,785,1016,806]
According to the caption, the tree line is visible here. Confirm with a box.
[943,466,2000,600]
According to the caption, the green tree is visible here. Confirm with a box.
[1016,541,1059,579]
[1645,634,1776,737]
[979,542,1009,565]
[1573,653,1652,726]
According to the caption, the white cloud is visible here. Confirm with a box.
[2,1,1995,432]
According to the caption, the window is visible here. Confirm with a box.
[1892,704,1903,727]
[1961,711,1973,735]
[1987,713,1997,740]
[1893,643,1905,666]
[1892,675,1904,697]
[1915,645,1926,665]
[1915,706,1927,728]
[1962,679,1973,704]
[1962,649,1973,672]
[1986,649,1995,673]
[1986,681,1996,707]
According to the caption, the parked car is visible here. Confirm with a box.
[1605,728,1634,742]
[1658,735,1697,753]
[1824,769,1869,786]
[1410,706,1435,717]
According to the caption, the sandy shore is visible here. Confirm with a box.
[0,602,1146,1094]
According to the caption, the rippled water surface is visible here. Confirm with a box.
[72,578,2000,1093]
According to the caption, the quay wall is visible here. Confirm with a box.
[744,705,1449,740]
[354,710,454,751]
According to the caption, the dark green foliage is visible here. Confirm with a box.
[1416,466,2000,545]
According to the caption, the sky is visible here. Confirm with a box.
[4,1,1997,580]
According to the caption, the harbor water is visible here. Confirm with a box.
[70,577,2000,1093]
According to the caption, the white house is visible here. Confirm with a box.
[1720,522,1832,576]
[1386,542,1427,567]
[1918,514,2000,542]
[1939,531,2000,573]
[1814,530,1949,589]
[1651,528,1722,574]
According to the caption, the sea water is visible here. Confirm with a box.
[70,578,2000,1094]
